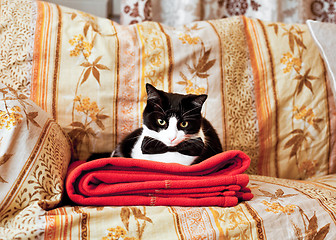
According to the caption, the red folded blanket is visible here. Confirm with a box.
[66,150,253,207]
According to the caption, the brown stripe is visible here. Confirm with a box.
[321,58,331,174]
[308,180,336,191]
[257,19,280,177]
[242,17,271,175]
[158,23,173,92]
[207,20,227,150]
[112,22,120,147]
[52,5,63,121]
[169,207,185,240]
[243,202,265,240]
[81,212,88,240]
[73,206,89,240]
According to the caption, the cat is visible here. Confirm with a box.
[112,83,223,165]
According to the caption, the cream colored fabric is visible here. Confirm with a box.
[0,0,37,95]
[0,82,71,238]
[307,20,336,104]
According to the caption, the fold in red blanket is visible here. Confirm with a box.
[66,150,254,207]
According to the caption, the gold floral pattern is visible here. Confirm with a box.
[69,34,93,58]
[0,85,42,183]
[177,24,213,95]
[0,84,40,130]
[103,226,137,240]
[268,22,328,178]
[74,95,100,120]
[211,206,254,239]
[65,12,112,159]
[178,34,200,45]
[101,207,153,240]
[178,48,214,95]
[137,23,166,90]
[69,95,109,158]
[293,105,323,129]
[0,106,23,130]
[257,188,297,214]
[262,200,296,214]
[280,52,302,74]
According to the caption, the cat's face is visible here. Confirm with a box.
[143,84,207,147]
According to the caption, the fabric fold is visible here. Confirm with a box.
[66,150,253,207]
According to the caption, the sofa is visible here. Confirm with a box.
[1,0,336,239]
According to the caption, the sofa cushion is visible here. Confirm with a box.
[0,82,71,237]
[1,0,335,179]
[44,174,336,239]
[307,20,336,105]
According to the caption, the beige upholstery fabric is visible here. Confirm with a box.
[0,82,71,238]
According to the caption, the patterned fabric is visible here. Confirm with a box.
[45,174,336,239]
[121,0,336,26]
[0,0,37,94]
[243,17,336,178]
[0,82,72,239]
[1,0,335,179]
[120,0,152,25]
[306,0,336,22]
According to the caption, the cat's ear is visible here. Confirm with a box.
[146,83,162,102]
[191,94,207,108]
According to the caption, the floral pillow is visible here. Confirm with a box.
[0,82,71,237]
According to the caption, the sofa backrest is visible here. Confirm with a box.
[1,0,335,180]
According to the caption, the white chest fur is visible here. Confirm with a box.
[131,118,199,165]
[131,135,197,165]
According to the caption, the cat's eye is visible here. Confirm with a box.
[157,118,166,126]
[180,121,188,128]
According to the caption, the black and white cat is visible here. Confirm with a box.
[112,84,223,165]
